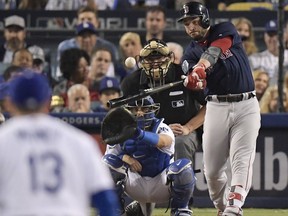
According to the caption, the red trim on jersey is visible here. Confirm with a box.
[211,36,232,52]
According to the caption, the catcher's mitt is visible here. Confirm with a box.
[101,107,137,145]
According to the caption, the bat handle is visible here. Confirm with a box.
[181,75,187,79]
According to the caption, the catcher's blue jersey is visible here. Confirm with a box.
[182,22,255,95]
[120,118,172,178]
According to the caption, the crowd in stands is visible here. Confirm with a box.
[1,1,288,119]
[1,0,288,11]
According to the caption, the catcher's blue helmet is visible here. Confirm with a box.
[126,96,160,129]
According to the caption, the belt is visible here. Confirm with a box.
[205,91,256,103]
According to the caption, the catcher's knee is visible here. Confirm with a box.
[102,154,127,182]
[167,158,196,208]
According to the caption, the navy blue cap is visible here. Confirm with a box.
[99,77,121,94]
[9,71,51,110]
[265,20,277,33]
[76,22,97,35]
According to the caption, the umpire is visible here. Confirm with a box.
[121,38,206,167]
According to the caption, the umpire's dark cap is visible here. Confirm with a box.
[177,1,207,22]
[8,70,51,110]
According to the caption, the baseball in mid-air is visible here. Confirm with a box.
[125,57,136,68]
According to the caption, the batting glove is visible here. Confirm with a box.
[183,63,207,90]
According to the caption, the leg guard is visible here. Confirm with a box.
[102,154,128,183]
[223,185,246,216]
[102,154,127,214]
[125,201,144,216]
[167,158,196,211]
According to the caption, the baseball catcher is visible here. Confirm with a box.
[102,96,196,216]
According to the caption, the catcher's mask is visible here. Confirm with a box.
[125,96,160,130]
[138,38,172,87]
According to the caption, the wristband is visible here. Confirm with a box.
[137,130,159,147]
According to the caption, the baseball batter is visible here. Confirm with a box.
[0,71,120,216]
[178,2,261,216]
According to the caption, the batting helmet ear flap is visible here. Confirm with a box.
[200,7,210,29]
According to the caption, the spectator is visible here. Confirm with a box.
[55,6,118,80]
[93,76,121,112]
[18,0,47,9]
[46,0,132,10]
[53,48,90,106]
[253,69,270,102]
[249,20,288,85]
[27,45,46,74]
[96,0,132,10]
[66,84,93,113]
[45,0,97,10]
[76,5,99,27]
[0,0,19,10]
[141,5,174,45]
[131,0,175,9]
[11,48,33,69]
[0,15,46,66]
[166,42,184,64]
[232,17,258,56]
[119,32,142,75]
[0,15,27,64]
[0,66,28,113]
[88,47,114,91]
[260,85,287,113]
[2,65,23,82]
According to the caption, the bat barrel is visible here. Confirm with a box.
[107,80,183,109]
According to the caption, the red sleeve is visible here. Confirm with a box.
[210,36,232,52]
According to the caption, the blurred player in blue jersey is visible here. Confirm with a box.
[178,2,261,216]
[0,71,120,216]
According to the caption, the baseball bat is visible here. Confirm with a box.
[107,80,184,108]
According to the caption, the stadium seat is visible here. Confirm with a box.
[226,2,273,11]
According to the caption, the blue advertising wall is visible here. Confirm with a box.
[52,113,288,208]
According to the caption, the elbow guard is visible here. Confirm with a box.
[201,46,221,67]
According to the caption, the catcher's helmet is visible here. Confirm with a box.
[125,96,160,130]
[138,38,172,87]
[177,1,210,29]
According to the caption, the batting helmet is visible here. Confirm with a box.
[177,1,210,29]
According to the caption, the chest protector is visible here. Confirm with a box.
[121,118,170,177]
